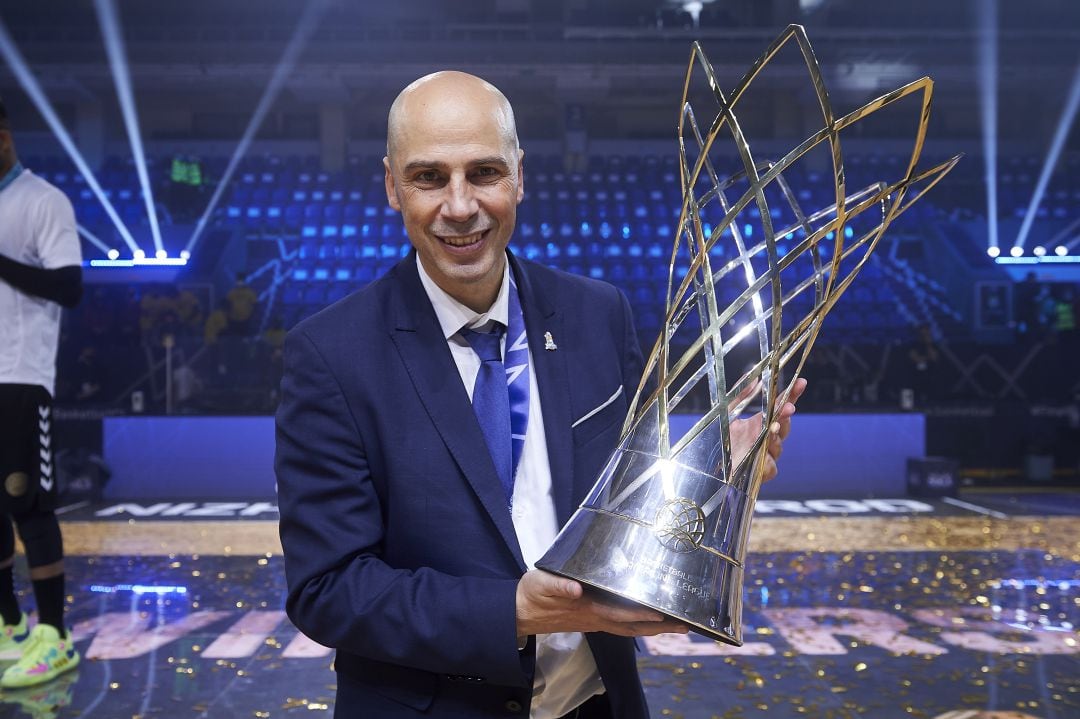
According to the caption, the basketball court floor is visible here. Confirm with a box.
[1,490,1077,718]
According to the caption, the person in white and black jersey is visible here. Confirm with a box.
[0,96,83,688]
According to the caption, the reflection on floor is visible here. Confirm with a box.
[2,493,1077,718]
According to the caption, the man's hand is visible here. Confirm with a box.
[516,569,690,638]
[730,377,808,482]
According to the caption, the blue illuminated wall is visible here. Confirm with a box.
[103,414,924,499]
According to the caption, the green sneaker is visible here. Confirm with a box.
[0,624,79,689]
[0,614,29,660]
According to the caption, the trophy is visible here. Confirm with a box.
[536,24,959,645]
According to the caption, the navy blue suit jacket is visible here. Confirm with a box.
[276,251,648,718]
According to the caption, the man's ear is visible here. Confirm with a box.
[515,148,525,205]
[383,156,401,212]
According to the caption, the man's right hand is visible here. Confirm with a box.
[515,568,690,638]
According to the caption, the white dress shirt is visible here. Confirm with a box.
[415,256,604,718]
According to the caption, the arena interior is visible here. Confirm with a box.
[0,0,1077,717]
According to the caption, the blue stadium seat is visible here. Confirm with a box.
[284,205,302,230]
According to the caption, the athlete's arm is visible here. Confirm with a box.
[0,253,83,308]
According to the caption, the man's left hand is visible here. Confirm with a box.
[729,377,807,482]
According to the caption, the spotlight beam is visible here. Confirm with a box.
[77,223,112,255]
[94,0,163,254]
[183,0,332,257]
[0,17,141,255]
[975,0,998,251]
[1050,215,1080,250]
[1013,59,1080,250]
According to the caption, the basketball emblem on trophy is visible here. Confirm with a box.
[654,498,706,553]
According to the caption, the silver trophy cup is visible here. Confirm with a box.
[537,25,959,645]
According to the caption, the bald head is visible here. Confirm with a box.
[386,71,518,162]
[381,70,525,313]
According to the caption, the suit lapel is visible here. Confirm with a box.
[510,256,577,526]
[386,256,526,569]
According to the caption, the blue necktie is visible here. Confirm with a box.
[462,325,514,505]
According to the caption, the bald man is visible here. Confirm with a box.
[276,71,801,719]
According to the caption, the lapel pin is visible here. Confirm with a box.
[544,331,558,351]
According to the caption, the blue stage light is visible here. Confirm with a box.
[977,0,1000,255]
[135,584,187,595]
[94,0,163,255]
[0,18,140,256]
[89,584,188,595]
[1014,60,1080,250]
[184,0,332,257]
[996,254,1080,265]
[76,224,112,255]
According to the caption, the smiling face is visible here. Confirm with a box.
[384,71,524,313]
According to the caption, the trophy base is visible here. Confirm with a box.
[536,506,745,646]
